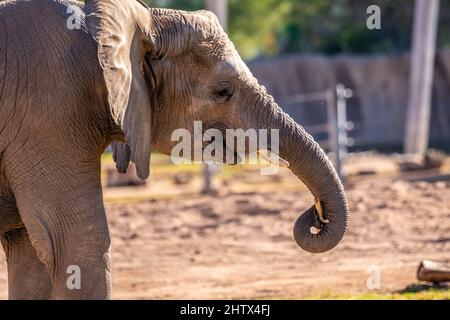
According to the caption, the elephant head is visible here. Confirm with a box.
[84,0,349,253]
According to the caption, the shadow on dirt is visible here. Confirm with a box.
[397,283,449,294]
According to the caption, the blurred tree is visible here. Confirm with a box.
[147,0,288,57]
[277,0,415,55]
[149,0,204,11]
[227,0,288,58]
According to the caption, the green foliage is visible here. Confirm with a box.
[149,0,204,11]
[228,0,288,58]
[276,0,413,55]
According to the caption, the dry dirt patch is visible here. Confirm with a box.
[0,175,449,299]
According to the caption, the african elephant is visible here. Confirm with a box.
[0,0,349,299]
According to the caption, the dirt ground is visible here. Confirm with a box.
[0,155,449,299]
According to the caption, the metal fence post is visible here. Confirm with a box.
[336,84,353,181]
[327,84,353,181]
[202,161,216,195]
[326,89,340,177]
[404,0,440,155]
[202,0,229,194]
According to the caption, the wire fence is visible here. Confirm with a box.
[281,84,357,180]
[202,84,357,193]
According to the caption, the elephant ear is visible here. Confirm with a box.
[112,141,131,174]
[85,0,154,179]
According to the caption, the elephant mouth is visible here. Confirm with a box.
[200,123,288,166]
[202,138,242,165]
[202,123,242,165]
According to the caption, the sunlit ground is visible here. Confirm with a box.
[1,153,449,300]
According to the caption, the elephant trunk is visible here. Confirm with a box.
[254,93,349,253]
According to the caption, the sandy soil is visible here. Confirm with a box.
[0,161,449,299]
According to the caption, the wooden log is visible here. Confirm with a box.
[417,260,450,283]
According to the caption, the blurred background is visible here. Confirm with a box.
[3,0,449,300]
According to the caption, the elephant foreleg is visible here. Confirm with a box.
[1,228,53,300]
[4,148,112,299]
[0,191,50,299]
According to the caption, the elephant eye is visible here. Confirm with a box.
[217,88,231,97]
[214,81,234,103]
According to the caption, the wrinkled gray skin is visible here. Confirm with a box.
[0,0,349,299]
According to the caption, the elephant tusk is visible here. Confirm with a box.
[258,149,290,168]
[315,198,330,224]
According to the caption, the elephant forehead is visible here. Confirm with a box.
[217,53,255,81]
[216,58,238,74]
[190,19,234,57]
[194,34,234,60]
